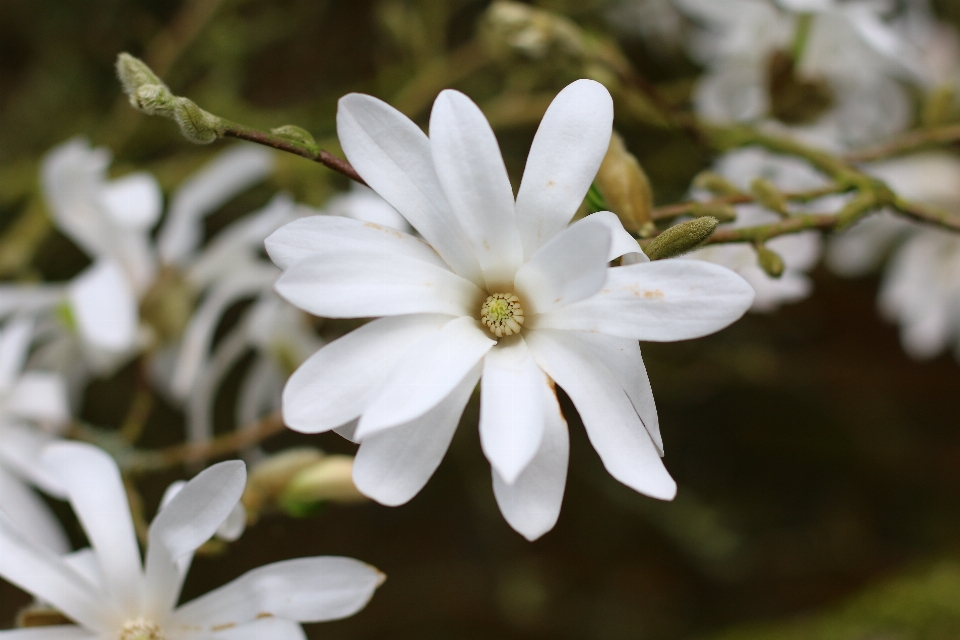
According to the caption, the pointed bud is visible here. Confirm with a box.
[755,243,785,278]
[644,216,719,260]
[693,171,742,197]
[689,202,737,223]
[133,84,176,118]
[595,132,654,232]
[280,455,367,515]
[922,84,956,127]
[116,53,167,107]
[271,125,317,147]
[750,178,788,216]
[242,448,326,519]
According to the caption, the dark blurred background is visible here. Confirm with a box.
[3,1,960,638]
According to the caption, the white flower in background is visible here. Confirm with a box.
[828,152,960,360]
[605,0,687,57]
[685,147,826,311]
[0,442,383,639]
[266,80,754,540]
[0,317,71,554]
[673,0,920,148]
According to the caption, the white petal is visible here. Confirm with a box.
[429,90,523,290]
[525,329,676,500]
[199,617,306,640]
[353,364,480,505]
[62,548,104,590]
[337,93,483,283]
[0,285,65,320]
[0,511,116,632]
[356,316,494,437]
[145,461,247,619]
[325,183,412,233]
[492,380,569,541]
[572,332,662,454]
[0,423,66,497]
[513,213,612,315]
[42,442,144,613]
[274,251,483,319]
[158,146,275,265]
[215,503,247,542]
[0,626,96,639]
[67,259,138,353]
[100,172,163,229]
[8,372,70,426]
[282,315,451,434]
[586,211,647,261]
[532,260,754,341]
[0,316,33,391]
[172,557,382,627]
[265,214,448,271]
[515,80,614,258]
[0,465,69,553]
[479,337,546,484]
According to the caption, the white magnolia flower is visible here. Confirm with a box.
[828,153,960,360]
[265,80,754,540]
[0,442,383,639]
[0,317,70,554]
[674,0,918,148]
[685,147,825,311]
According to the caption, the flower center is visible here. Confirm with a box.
[480,293,524,337]
[119,619,164,640]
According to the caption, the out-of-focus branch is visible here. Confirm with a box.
[844,124,960,163]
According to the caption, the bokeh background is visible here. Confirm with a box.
[3,1,960,638]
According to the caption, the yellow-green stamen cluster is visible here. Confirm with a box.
[480,293,524,337]
[120,619,164,640]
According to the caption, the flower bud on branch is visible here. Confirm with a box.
[595,132,655,235]
[644,216,719,260]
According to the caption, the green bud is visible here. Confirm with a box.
[645,216,719,261]
[750,177,788,216]
[133,84,176,117]
[594,131,654,232]
[172,97,220,144]
[755,243,785,278]
[116,53,167,107]
[922,84,956,127]
[270,125,317,147]
[692,171,742,197]
[243,448,326,518]
[689,202,737,223]
[280,455,367,516]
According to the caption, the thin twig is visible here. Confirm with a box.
[844,124,960,163]
[651,185,851,221]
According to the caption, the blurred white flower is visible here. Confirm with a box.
[0,442,383,639]
[0,317,71,554]
[266,80,754,540]
[674,0,919,148]
[685,148,826,311]
[827,152,960,360]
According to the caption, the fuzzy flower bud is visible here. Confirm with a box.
[280,455,367,515]
[755,243,785,278]
[116,53,167,107]
[645,216,719,261]
[242,448,326,518]
[692,171,742,197]
[270,125,318,147]
[172,97,220,144]
[595,132,653,233]
[689,202,737,223]
[750,177,789,217]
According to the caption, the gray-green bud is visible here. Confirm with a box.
[692,171,742,197]
[172,97,220,144]
[750,178,788,216]
[270,125,317,147]
[689,202,737,223]
[133,84,176,117]
[755,243,785,278]
[116,53,167,107]
[644,216,719,261]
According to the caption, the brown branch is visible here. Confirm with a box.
[844,124,960,163]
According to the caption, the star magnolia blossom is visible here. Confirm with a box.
[265,80,754,540]
[0,317,71,554]
[0,442,383,639]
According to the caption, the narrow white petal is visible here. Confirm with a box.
[479,337,546,484]
[0,284,65,320]
[100,172,163,230]
[325,183,412,233]
[337,93,483,283]
[572,332,662,454]
[0,626,97,639]
[282,315,451,434]
[158,145,274,265]
[42,442,144,613]
[515,80,614,258]
[275,251,483,319]
[145,461,247,619]
[265,214,446,271]
[353,364,480,505]
[513,214,611,315]
[0,511,116,632]
[356,316,494,437]
[429,90,523,290]
[8,372,70,426]
[62,548,104,590]
[586,211,647,261]
[0,465,69,553]
[197,617,306,640]
[525,329,676,500]
[215,502,247,542]
[172,557,382,627]
[67,259,138,353]
[0,423,66,497]
[492,380,569,541]
[0,316,33,390]
[532,260,754,341]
